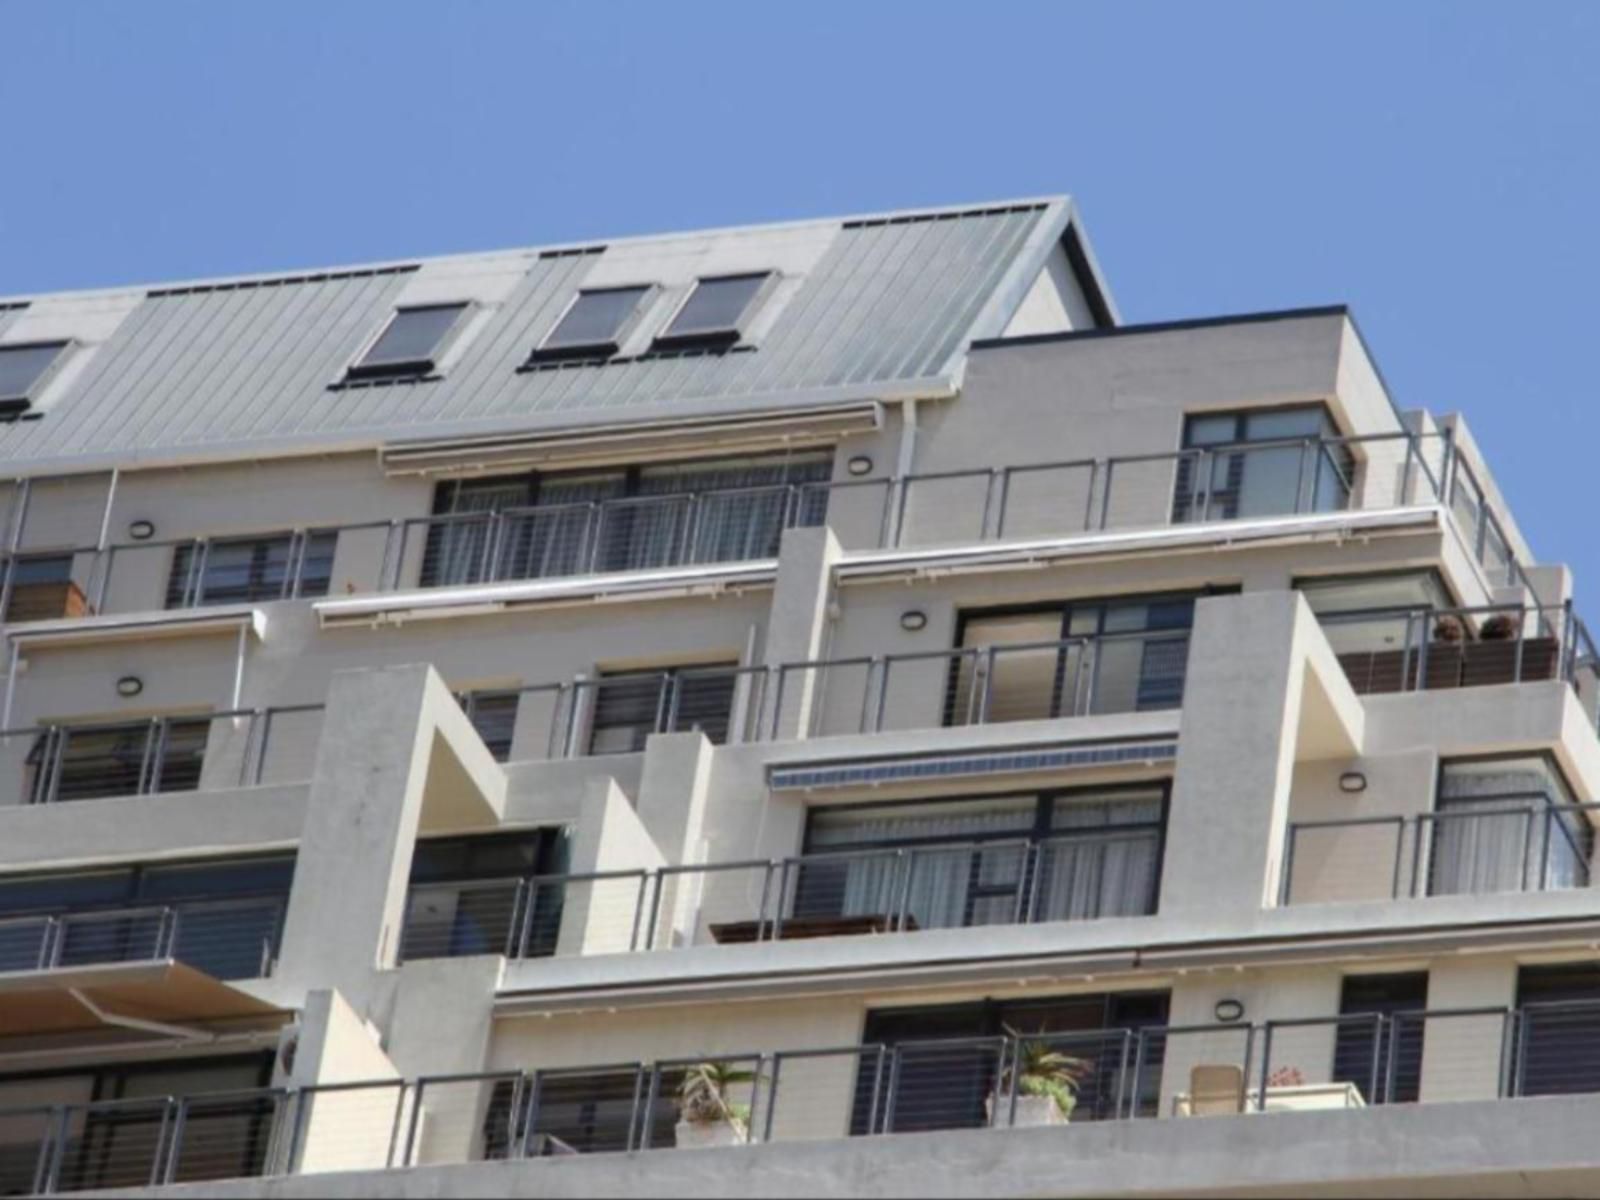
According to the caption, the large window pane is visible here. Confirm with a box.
[1430,756,1589,896]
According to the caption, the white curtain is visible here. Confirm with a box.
[1036,798,1162,919]
[430,481,527,586]
[1431,760,1589,895]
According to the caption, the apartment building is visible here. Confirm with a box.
[0,196,1595,1198]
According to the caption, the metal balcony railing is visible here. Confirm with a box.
[11,1000,1600,1191]
[397,830,1163,964]
[0,428,1544,624]
[1279,798,1600,906]
[0,896,285,980]
[0,704,324,805]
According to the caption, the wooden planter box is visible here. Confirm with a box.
[5,580,90,623]
[1338,636,1559,694]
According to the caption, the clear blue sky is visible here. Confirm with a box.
[2,2,1597,591]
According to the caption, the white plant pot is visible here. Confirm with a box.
[986,1093,1069,1127]
[674,1119,747,1149]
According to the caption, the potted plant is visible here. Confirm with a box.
[1479,613,1517,641]
[1432,614,1466,643]
[675,1060,759,1149]
[987,1031,1093,1128]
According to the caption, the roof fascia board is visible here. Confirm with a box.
[0,380,953,482]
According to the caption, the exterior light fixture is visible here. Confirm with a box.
[899,610,928,632]
[127,520,156,541]
[1214,998,1246,1023]
[116,675,144,698]
[846,455,874,476]
[1338,771,1368,794]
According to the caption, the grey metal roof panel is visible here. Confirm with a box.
[0,199,1089,472]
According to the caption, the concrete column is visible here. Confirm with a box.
[278,989,402,1175]
[631,732,717,947]
[763,526,842,741]
[275,663,503,1011]
[557,777,667,956]
[1164,592,1342,919]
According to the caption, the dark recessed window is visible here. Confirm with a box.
[346,304,469,380]
[531,286,653,362]
[0,341,71,413]
[653,273,772,350]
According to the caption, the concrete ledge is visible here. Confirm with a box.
[86,1093,1600,1199]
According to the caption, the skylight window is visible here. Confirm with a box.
[654,273,774,350]
[0,341,71,413]
[346,303,470,380]
[530,285,653,362]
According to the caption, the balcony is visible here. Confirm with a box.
[0,706,323,806]
[398,826,1163,963]
[8,1000,1600,1192]
[0,430,1532,624]
[1281,798,1599,906]
[0,897,284,981]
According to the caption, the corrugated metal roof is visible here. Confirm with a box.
[0,198,1095,473]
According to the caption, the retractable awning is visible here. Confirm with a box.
[0,961,290,1041]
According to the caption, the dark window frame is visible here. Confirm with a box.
[1174,403,1352,523]
[651,272,776,352]
[344,302,472,382]
[528,284,656,363]
[165,530,336,608]
[0,339,72,414]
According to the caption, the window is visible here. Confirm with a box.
[1175,405,1350,523]
[166,532,336,608]
[458,690,519,761]
[421,451,832,588]
[401,831,569,961]
[949,595,1195,724]
[654,273,773,350]
[0,341,70,413]
[28,717,211,804]
[346,303,469,380]
[0,1055,277,1193]
[1298,571,1452,656]
[1429,755,1590,896]
[1332,973,1428,1104]
[0,853,293,979]
[586,664,738,755]
[1514,964,1600,1097]
[3,554,85,622]
[797,786,1166,933]
[531,286,653,361]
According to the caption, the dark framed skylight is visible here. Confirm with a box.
[346,303,471,381]
[530,285,653,362]
[0,341,71,413]
[653,273,774,350]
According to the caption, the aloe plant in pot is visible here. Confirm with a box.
[675,1060,760,1149]
[987,1030,1093,1128]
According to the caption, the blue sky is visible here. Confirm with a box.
[2,1,1597,589]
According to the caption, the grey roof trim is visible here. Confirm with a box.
[0,195,1074,309]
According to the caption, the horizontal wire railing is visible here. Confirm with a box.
[0,704,325,805]
[398,829,1163,963]
[15,999,1600,1191]
[0,429,1548,623]
[1280,798,1600,905]
[0,894,286,979]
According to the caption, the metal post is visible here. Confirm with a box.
[772,860,791,941]
[1398,432,1417,505]
[1098,459,1116,530]
[977,468,998,541]
[870,657,890,734]
[402,1080,426,1167]
[628,1066,651,1153]
[1279,825,1297,906]
[996,466,1015,540]
[768,667,788,742]
[518,1073,544,1159]
[1367,1013,1384,1106]
[881,1048,904,1133]
[866,1046,888,1135]
[1112,1028,1133,1121]
[971,647,995,725]
[1295,439,1311,513]
[1081,460,1099,532]
[894,850,916,932]
[1257,1024,1274,1112]
[377,519,401,592]
[762,1054,782,1144]
[1127,1029,1149,1121]
[1410,813,1429,897]
[628,873,649,953]
[1001,1038,1020,1128]
[1384,1014,1403,1106]
[1391,819,1405,899]
[755,861,775,940]
[160,1098,187,1184]
[644,872,666,951]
